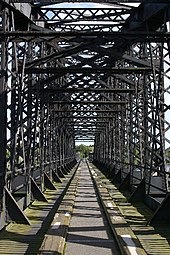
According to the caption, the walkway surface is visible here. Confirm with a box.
[0,161,170,255]
[65,161,120,255]
[0,167,78,255]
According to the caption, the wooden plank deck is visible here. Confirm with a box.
[0,167,78,255]
[90,163,170,255]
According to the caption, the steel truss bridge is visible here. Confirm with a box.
[0,0,170,228]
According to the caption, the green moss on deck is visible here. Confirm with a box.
[0,169,77,255]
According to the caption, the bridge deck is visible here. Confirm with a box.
[64,161,119,255]
[0,161,169,254]
[90,164,170,255]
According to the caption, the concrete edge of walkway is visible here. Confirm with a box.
[38,163,81,255]
[88,162,147,255]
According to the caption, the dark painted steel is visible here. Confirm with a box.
[0,0,169,228]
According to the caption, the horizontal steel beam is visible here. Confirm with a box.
[67,120,107,122]
[53,110,120,113]
[68,125,106,127]
[73,128,105,130]
[74,133,102,134]
[71,129,106,132]
[73,132,103,134]
[74,134,101,135]
[69,126,105,128]
[2,31,170,40]
[73,131,102,132]
[23,67,152,74]
[57,116,113,118]
[43,88,134,93]
[68,129,105,131]
[67,125,108,128]
[66,131,103,133]
[74,135,95,136]
[73,128,99,130]
[75,140,95,141]
[74,135,101,139]
[65,125,105,128]
[70,131,104,133]
[67,123,108,126]
[8,0,170,3]
[74,134,95,136]
[52,101,127,105]
[73,133,101,135]
[74,134,101,136]
[70,135,95,137]
[57,122,113,126]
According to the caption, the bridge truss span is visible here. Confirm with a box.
[0,0,170,228]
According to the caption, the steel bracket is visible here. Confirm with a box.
[31,177,48,202]
[52,170,62,183]
[119,172,130,191]
[61,165,68,175]
[58,166,65,178]
[113,170,121,185]
[5,187,30,225]
[149,192,170,225]
[128,178,145,203]
[44,172,56,190]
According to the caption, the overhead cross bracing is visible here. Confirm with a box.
[0,0,170,231]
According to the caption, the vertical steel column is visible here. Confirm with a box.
[0,5,8,228]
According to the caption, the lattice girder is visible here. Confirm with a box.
[0,0,170,227]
